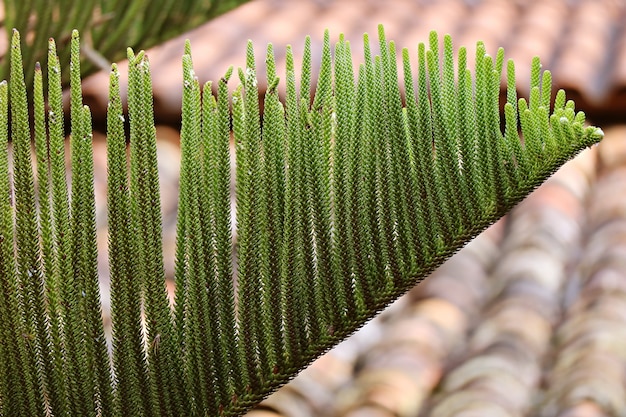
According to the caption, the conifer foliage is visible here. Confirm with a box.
[1,0,253,89]
[0,26,603,416]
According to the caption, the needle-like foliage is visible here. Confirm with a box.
[1,0,254,89]
[0,26,603,417]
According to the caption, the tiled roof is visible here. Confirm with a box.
[78,0,626,124]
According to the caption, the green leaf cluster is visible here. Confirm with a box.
[1,0,253,88]
[0,26,603,416]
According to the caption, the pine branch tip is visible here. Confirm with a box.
[590,127,604,140]
[286,46,294,71]
[224,66,234,82]
[238,67,245,85]
[429,30,439,44]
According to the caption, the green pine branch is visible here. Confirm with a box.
[0,26,603,417]
[1,0,254,89]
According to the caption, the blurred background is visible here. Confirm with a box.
[6,0,626,416]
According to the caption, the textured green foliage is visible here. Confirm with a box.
[1,0,253,89]
[0,26,603,417]
[10,30,51,416]
[108,62,153,417]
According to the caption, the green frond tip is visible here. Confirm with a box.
[0,27,603,417]
[223,65,234,82]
